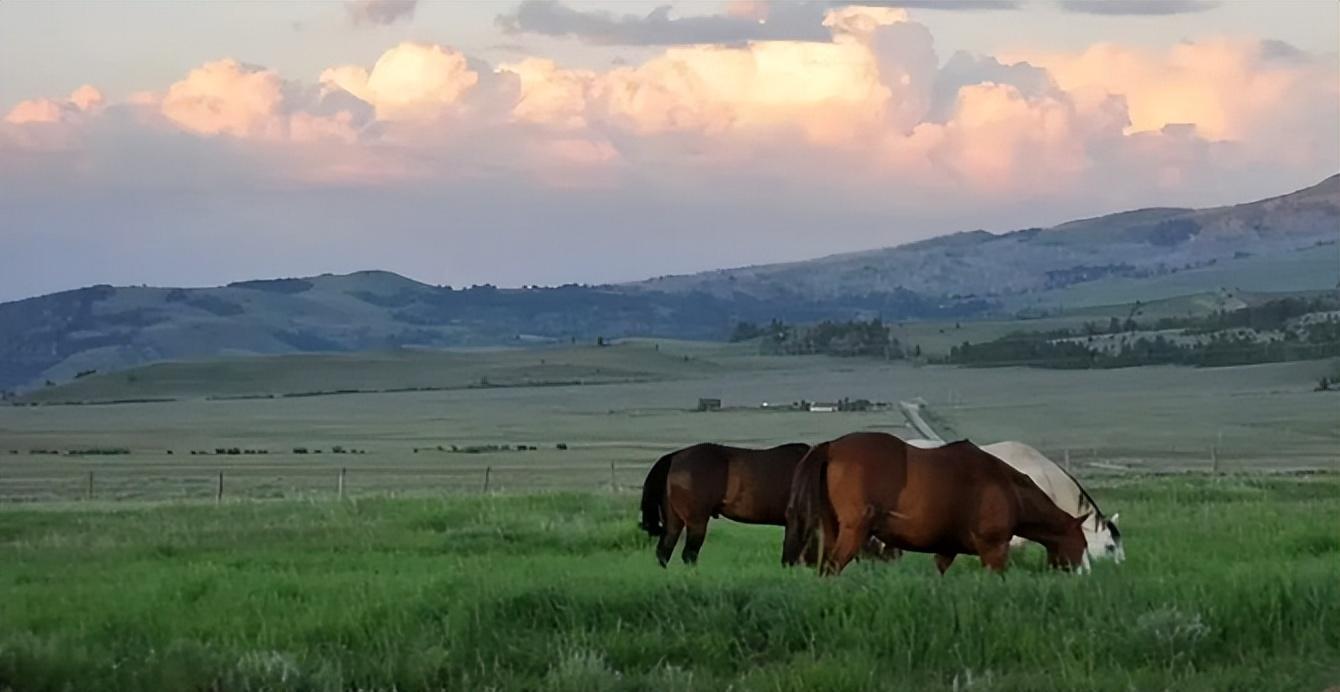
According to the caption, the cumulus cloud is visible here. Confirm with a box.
[928,52,1059,122]
[4,85,104,125]
[158,59,371,146]
[160,60,289,137]
[346,0,417,26]
[321,43,482,122]
[1058,0,1220,16]
[1006,38,1339,146]
[3,6,1336,211]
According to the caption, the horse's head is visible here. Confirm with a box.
[1083,512,1124,563]
[1052,512,1091,572]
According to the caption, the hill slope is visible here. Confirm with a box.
[2,177,1336,391]
[632,175,1339,300]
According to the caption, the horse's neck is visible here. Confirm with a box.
[1012,478,1073,542]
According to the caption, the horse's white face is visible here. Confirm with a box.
[1083,514,1125,563]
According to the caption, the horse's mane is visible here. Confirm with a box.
[926,438,1113,532]
[1028,447,1115,535]
[1050,459,1106,522]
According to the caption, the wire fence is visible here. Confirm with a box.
[0,462,655,504]
[2,446,1336,506]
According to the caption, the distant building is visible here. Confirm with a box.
[697,398,722,412]
[809,402,838,413]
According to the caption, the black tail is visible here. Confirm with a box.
[639,451,676,537]
[782,442,830,566]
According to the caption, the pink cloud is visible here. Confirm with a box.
[321,43,481,122]
[1004,38,1338,150]
[2,15,1335,203]
[4,85,104,125]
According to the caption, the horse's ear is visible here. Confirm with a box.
[1110,512,1120,525]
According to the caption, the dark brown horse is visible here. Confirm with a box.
[641,442,899,567]
[782,432,1089,576]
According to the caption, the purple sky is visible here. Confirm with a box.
[1,0,1336,301]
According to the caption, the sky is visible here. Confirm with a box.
[1,0,1337,302]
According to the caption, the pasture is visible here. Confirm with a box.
[1,346,1337,689]
[1,476,1338,691]
[1,350,1335,502]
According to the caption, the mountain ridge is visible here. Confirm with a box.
[631,175,1339,300]
[3,175,1336,392]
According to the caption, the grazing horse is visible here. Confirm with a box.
[907,439,1124,562]
[640,442,899,567]
[782,432,1090,576]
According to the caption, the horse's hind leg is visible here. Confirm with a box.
[802,535,821,566]
[681,518,709,565]
[656,509,684,568]
[821,519,871,576]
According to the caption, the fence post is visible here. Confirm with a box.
[1210,446,1219,475]
[482,466,491,493]
[86,471,94,501]
[338,467,346,500]
[610,461,616,492]
[216,472,224,504]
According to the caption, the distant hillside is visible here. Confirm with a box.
[16,342,723,405]
[2,176,1336,391]
[0,271,991,393]
[632,175,1339,300]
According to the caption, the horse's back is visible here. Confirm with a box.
[981,441,1087,518]
[668,442,807,525]
[721,443,810,524]
[822,434,1019,552]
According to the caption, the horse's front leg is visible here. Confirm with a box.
[978,541,1010,574]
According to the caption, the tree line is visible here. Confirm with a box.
[945,295,1340,369]
[732,319,905,359]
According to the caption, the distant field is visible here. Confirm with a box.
[1,477,1337,690]
[1,351,1336,502]
[17,342,743,405]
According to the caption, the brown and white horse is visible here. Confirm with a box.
[783,433,1089,576]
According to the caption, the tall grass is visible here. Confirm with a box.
[0,477,1337,690]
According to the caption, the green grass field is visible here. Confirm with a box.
[1,476,1337,691]
[2,341,1338,690]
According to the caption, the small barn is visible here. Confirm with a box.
[697,398,722,412]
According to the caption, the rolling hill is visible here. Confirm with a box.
[2,175,1336,392]
[633,174,1339,300]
